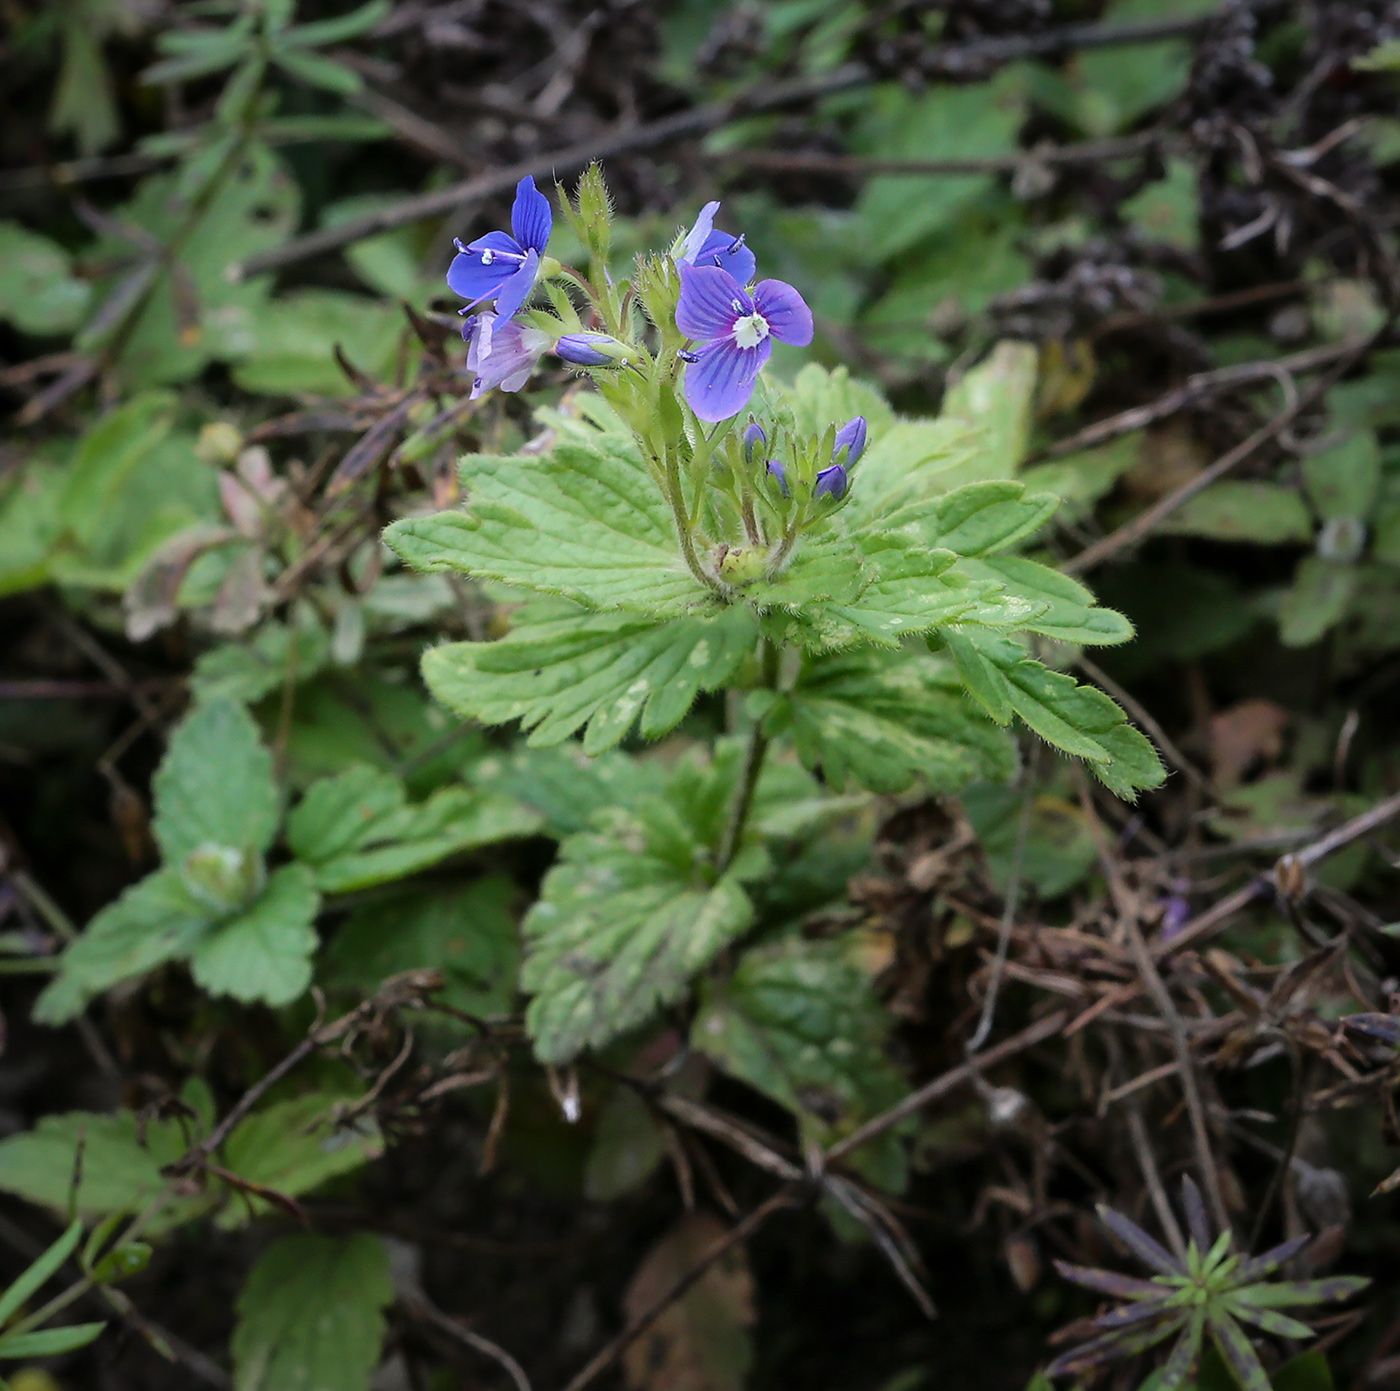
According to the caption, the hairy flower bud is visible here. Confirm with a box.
[765,458,789,496]
[743,421,767,463]
[814,463,848,500]
[833,415,868,467]
[554,332,626,366]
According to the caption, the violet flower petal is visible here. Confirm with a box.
[510,176,552,253]
[555,333,616,366]
[684,337,770,422]
[766,458,788,495]
[814,463,847,499]
[833,415,868,466]
[676,263,748,341]
[677,201,719,263]
[492,248,542,324]
[743,421,767,462]
[697,229,757,285]
[752,278,813,346]
[446,230,524,303]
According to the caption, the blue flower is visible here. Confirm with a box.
[832,416,868,468]
[765,458,789,495]
[463,312,552,399]
[676,201,757,285]
[447,177,553,329]
[742,421,767,462]
[675,263,813,423]
[554,332,622,366]
[814,463,848,500]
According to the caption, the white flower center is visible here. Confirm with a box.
[481,248,495,265]
[732,312,770,350]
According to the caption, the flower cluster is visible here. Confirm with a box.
[443,167,861,593]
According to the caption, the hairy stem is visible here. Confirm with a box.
[716,638,778,873]
[662,444,722,594]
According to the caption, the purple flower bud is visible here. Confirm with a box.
[766,458,789,496]
[743,422,767,463]
[814,463,848,500]
[832,416,868,467]
[554,332,620,366]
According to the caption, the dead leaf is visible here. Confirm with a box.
[1209,699,1290,787]
[622,1212,755,1391]
[1123,427,1207,503]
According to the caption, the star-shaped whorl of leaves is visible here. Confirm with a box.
[1047,1178,1368,1390]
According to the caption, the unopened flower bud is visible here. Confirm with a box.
[766,458,789,496]
[814,463,848,500]
[743,421,767,463]
[833,415,868,467]
[554,332,626,366]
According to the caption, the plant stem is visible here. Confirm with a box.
[715,637,778,873]
[662,444,722,594]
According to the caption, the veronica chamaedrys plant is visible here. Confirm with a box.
[1048,1178,1368,1390]
[384,164,1165,1065]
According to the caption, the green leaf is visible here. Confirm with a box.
[80,143,300,390]
[584,1085,668,1201]
[1158,483,1314,545]
[693,933,906,1141]
[797,536,990,651]
[1122,158,1199,250]
[321,876,520,1019]
[853,73,1025,261]
[1278,556,1357,647]
[781,363,897,443]
[1301,430,1381,521]
[154,699,280,863]
[232,1233,391,1391]
[385,438,710,617]
[0,1220,83,1326]
[1270,1350,1335,1391]
[1021,434,1141,523]
[961,783,1100,898]
[1207,1312,1270,1391]
[0,223,93,335]
[0,1323,106,1359]
[943,630,1165,799]
[840,419,978,520]
[288,763,541,892]
[0,1109,214,1233]
[189,863,320,1006]
[771,646,1015,794]
[422,602,759,754]
[232,290,403,398]
[282,0,390,47]
[925,480,1058,556]
[271,46,363,94]
[219,1093,382,1226]
[963,555,1135,645]
[191,614,330,705]
[521,749,763,1063]
[34,869,215,1025]
[939,341,1041,480]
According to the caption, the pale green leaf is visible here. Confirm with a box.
[219,1093,382,1227]
[964,555,1135,645]
[840,419,979,521]
[1122,158,1199,250]
[154,699,279,863]
[422,602,758,754]
[1279,556,1357,647]
[771,647,1015,794]
[961,783,1100,898]
[1301,430,1381,521]
[232,1233,391,1391]
[189,863,320,1007]
[943,630,1165,799]
[925,480,1059,556]
[0,1109,214,1233]
[385,438,709,616]
[522,750,764,1063]
[939,341,1040,479]
[693,934,906,1138]
[0,1220,83,1326]
[0,223,93,335]
[34,869,215,1025]
[288,766,540,892]
[0,1323,106,1359]
[321,876,520,1019]
[584,1085,668,1202]
[1158,482,1313,544]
